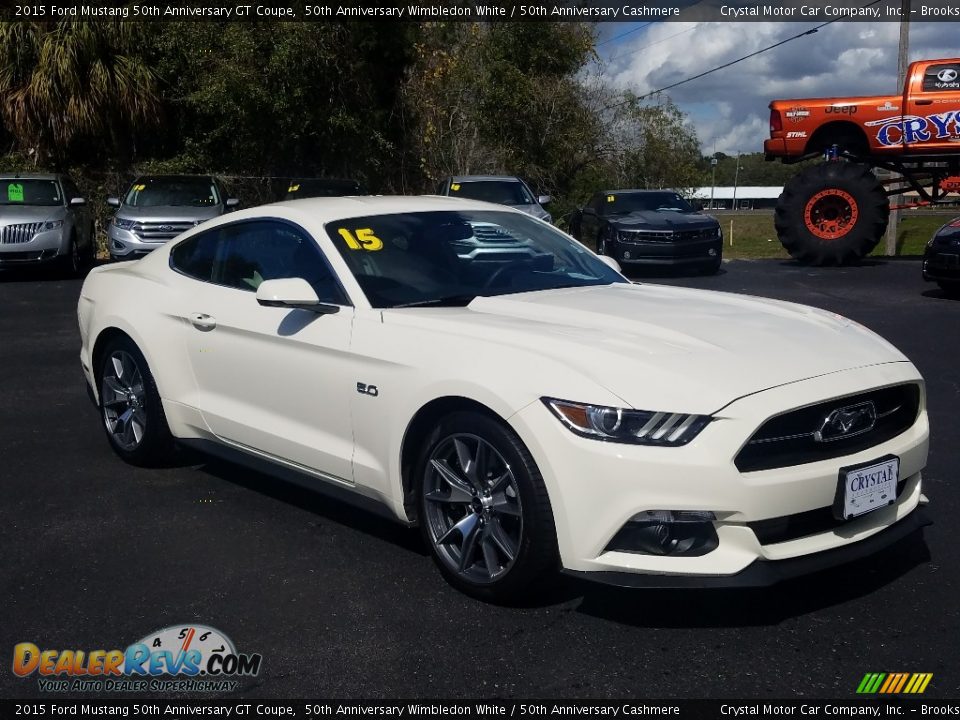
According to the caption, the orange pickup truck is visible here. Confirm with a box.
[765,58,960,264]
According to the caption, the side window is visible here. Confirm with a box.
[170,230,219,282]
[922,64,960,92]
[212,221,349,305]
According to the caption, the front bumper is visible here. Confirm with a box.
[611,236,721,266]
[565,506,930,588]
[922,247,960,282]
[0,228,66,265]
[509,362,929,584]
[107,225,166,259]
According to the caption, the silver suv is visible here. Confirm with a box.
[107,175,238,260]
[0,173,94,274]
[435,175,552,223]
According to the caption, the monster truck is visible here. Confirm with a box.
[765,58,960,264]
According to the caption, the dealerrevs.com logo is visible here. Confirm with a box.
[12,625,262,693]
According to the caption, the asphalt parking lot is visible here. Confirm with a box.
[1,258,958,700]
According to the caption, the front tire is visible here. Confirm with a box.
[97,336,174,466]
[775,162,889,265]
[60,234,81,277]
[416,411,559,602]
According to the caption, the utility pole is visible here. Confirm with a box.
[886,0,911,256]
[710,155,718,210]
[732,153,741,211]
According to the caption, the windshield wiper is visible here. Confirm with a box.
[395,294,477,308]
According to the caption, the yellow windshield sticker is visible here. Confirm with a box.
[288,184,300,192]
[450,183,460,191]
[7,183,23,202]
[607,195,615,202]
[133,184,146,192]
[337,227,383,251]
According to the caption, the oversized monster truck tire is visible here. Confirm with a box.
[775,163,889,265]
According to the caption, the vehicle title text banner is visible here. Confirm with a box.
[4,0,960,22]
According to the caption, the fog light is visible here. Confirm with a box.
[708,248,717,256]
[605,510,718,557]
[623,251,631,260]
[111,239,124,251]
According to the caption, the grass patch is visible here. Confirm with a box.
[714,210,952,260]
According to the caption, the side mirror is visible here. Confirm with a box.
[106,197,120,208]
[597,255,622,273]
[225,198,240,209]
[538,195,552,206]
[256,278,340,314]
[69,197,86,206]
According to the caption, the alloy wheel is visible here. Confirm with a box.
[100,350,147,451]
[423,433,523,584]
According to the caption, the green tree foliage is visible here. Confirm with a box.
[141,21,415,185]
[0,21,160,166]
[0,20,708,213]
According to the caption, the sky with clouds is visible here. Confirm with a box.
[597,20,957,156]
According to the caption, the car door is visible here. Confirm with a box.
[579,194,605,243]
[904,62,960,152]
[171,219,357,484]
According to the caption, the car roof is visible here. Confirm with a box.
[132,174,218,182]
[599,189,680,195]
[450,175,524,183]
[0,173,62,181]
[225,195,526,223]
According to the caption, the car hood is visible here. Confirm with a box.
[383,283,909,414]
[607,211,717,231]
[115,205,223,222]
[0,205,64,224]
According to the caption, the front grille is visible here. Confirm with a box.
[618,227,717,244]
[1,222,44,244]
[748,479,908,545]
[735,384,921,473]
[131,220,195,242]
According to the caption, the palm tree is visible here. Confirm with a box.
[0,21,159,165]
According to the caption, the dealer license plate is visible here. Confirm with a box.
[836,456,899,520]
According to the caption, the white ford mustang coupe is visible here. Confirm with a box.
[78,196,929,600]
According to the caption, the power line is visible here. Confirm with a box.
[608,25,697,62]
[597,22,653,47]
[619,0,885,106]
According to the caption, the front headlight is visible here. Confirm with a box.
[543,398,710,446]
[113,216,135,230]
[44,219,63,230]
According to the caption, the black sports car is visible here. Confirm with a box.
[923,218,960,296]
[569,190,722,274]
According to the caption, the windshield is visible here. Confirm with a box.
[1,179,62,207]
[124,178,220,207]
[326,210,626,309]
[449,180,535,206]
[605,192,695,214]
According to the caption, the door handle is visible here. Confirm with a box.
[915,99,933,106]
[189,313,217,331]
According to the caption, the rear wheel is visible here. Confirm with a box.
[775,163,888,265]
[97,336,174,466]
[416,411,558,602]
